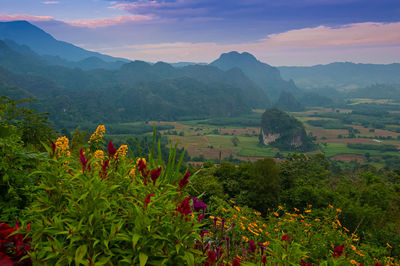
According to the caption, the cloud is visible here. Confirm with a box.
[0,14,54,21]
[0,13,152,28]
[68,15,152,28]
[100,21,400,65]
[42,1,60,4]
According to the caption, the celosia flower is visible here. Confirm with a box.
[107,141,117,158]
[301,259,313,266]
[207,250,217,264]
[248,240,257,252]
[116,145,128,158]
[150,167,162,186]
[144,193,154,209]
[262,255,267,266]
[100,159,109,179]
[80,149,88,170]
[281,234,291,242]
[176,197,192,216]
[232,258,241,266]
[178,171,190,189]
[332,244,344,258]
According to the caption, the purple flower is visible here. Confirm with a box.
[193,198,207,212]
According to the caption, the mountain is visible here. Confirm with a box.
[0,20,127,62]
[210,51,300,100]
[279,62,400,90]
[260,108,315,151]
[274,91,305,112]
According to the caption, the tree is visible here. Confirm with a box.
[231,136,240,147]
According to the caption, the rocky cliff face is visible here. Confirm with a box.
[260,108,314,151]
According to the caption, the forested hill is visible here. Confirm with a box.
[0,37,271,127]
[211,51,300,100]
[279,62,400,89]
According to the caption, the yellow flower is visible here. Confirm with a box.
[274,228,279,232]
[234,206,241,212]
[222,208,227,212]
[209,216,215,220]
[336,208,342,213]
[336,219,342,227]
[242,236,249,242]
[343,227,350,232]
[263,241,270,246]
[273,212,279,217]
[254,211,261,216]
[294,207,299,212]
[241,216,247,220]
[308,204,312,208]
[314,218,321,222]
[350,260,357,265]
[136,157,146,166]
[129,167,136,178]
[230,200,236,204]
[88,125,105,144]
[305,210,311,213]
[387,243,392,249]
[55,136,71,158]
[351,245,357,251]
[278,205,283,210]
[116,145,128,157]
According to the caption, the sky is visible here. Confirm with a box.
[1,0,400,65]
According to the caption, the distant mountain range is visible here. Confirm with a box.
[1,20,399,128]
[279,62,400,90]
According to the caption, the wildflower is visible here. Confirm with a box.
[305,210,311,213]
[129,167,136,178]
[150,167,162,186]
[136,157,146,167]
[351,245,357,251]
[88,125,105,144]
[222,208,227,212]
[79,149,88,170]
[314,218,321,222]
[193,198,207,212]
[301,260,313,266]
[263,241,269,246]
[100,159,109,179]
[387,243,392,249]
[242,236,248,242]
[281,234,291,242]
[232,258,241,266]
[206,250,217,264]
[273,212,279,217]
[234,206,241,212]
[254,211,261,216]
[248,240,257,252]
[336,219,342,227]
[350,260,358,265]
[116,145,128,158]
[144,194,154,209]
[55,136,71,157]
[176,197,192,216]
[262,255,267,266]
[374,262,383,266]
[50,140,56,158]
[278,205,283,210]
[178,171,190,189]
[336,208,342,213]
[226,222,236,233]
[107,141,117,158]
[332,244,344,258]
[329,204,334,209]
[294,207,299,212]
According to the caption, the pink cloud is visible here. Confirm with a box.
[68,15,152,28]
[264,22,400,47]
[42,1,60,4]
[0,14,53,21]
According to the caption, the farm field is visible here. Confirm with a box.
[113,103,400,166]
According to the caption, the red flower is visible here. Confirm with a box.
[107,141,117,158]
[332,244,344,258]
[248,240,257,252]
[281,234,291,242]
[79,149,88,170]
[177,197,192,216]
[144,194,155,209]
[232,258,241,266]
[374,262,383,266]
[100,159,109,179]
[50,141,56,158]
[262,255,267,266]
[207,250,217,264]
[150,167,162,186]
[0,252,12,266]
[301,259,313,266]
[178,171,190,189]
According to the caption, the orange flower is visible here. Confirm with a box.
[336,208,342,213]
[305,210,311,213]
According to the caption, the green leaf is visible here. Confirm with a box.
[74,245,87,265]
[139,252,148,266]
[132,233,141,249]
